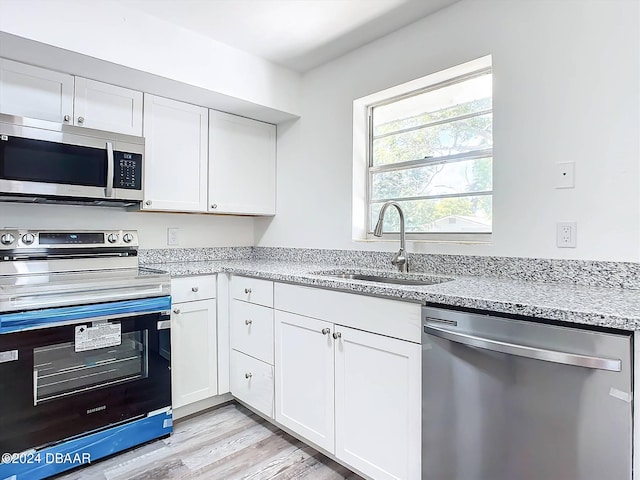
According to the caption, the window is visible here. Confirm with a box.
[353,56,493,240]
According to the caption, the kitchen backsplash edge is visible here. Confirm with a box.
[139,246,640,289]
[139,246,254,264]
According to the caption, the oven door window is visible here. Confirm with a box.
[33,328,148,405]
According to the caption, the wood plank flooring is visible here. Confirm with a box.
[54,403,363,480]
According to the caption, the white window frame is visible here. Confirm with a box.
[352,55,493,243]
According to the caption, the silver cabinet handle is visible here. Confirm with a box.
[63,114,71,122]
[423,323,622,372]
[321,328,330,335]
[211,204,217,209]
[173,308,181,314]
[245,319,253,325]
[244,288,252,294]
[145,200,152,206]
[245,373,252,379]
[105,141,114,198]
[77,116,85,124]
[332,332,341,339]
[191,286,199,292]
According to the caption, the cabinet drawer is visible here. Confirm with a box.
[230,300,274,364]
[171,275,216,303]
[230,276,273,307]
[230,350,274,418]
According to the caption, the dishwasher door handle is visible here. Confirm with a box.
[423,323,622,372]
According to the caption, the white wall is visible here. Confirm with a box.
[0,203,254,249]
[0,0,301,117]
[256,0,640,262]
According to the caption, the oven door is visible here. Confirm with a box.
[0,296,171,454]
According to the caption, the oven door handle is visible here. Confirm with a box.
[423,323,622,372]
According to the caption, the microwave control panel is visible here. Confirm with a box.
[114,152,142,190]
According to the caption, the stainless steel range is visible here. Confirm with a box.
[0,229,172,480]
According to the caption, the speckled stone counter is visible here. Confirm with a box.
[143,258,640,331]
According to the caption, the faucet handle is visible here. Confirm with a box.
[391,249,409,273]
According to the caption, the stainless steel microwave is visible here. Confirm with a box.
[0,113,144,205]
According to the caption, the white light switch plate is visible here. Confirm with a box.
[555,162,575,188]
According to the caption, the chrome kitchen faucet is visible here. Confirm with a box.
[373,201,409,273]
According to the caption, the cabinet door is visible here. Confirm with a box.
[74,77,143,135]
[0,58,73,123]
[334,326,421,480]
[171,299,217,409]
[208,110,276,215]
[143,94,208,212]
[275,310,335,453]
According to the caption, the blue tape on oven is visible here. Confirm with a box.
[0,296,171,334]
[0,409,172,480]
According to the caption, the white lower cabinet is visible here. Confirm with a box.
[229,276,276,418]
[273,283,422,480]
[230,349,274,418]
[230,299,274,364]
[334,325,421,480]
[275,311,335,452]
[171,296,218,409]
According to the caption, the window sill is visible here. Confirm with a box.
[354,233,492,245]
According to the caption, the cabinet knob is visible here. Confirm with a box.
[173,308,181,314]
[245,373,253,379]
[191,286,199,292]
[332,332,342,340]
[244,288,252,294]
[245,319,253,325]
[63,114,71,122]
[77,116,85,124]
[211,204,217,209]
[145,200,152,206]
[321,328,330,335]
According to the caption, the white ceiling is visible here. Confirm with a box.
[118,0,459,72]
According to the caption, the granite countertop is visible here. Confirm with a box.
[144,259,640,331]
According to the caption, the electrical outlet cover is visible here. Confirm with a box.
[556,222,577,248]
[167,228,179,246]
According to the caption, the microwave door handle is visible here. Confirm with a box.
[423,323,622,372]
[106,141,114,198]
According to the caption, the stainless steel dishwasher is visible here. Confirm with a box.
[422,306,633,480]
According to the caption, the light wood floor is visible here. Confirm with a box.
[54,402,363,480]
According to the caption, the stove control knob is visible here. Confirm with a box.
[107,233,119,244]
[0,233,15,246]
[122,233,134,243]
[22,233,35,245]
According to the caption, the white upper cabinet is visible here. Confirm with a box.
[143,94,208,212]
[208,110,276,215]
[74,77,143,136]
[0,59,142,136]
[0,58,73,123]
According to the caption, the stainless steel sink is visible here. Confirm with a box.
[320,273,452,286]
